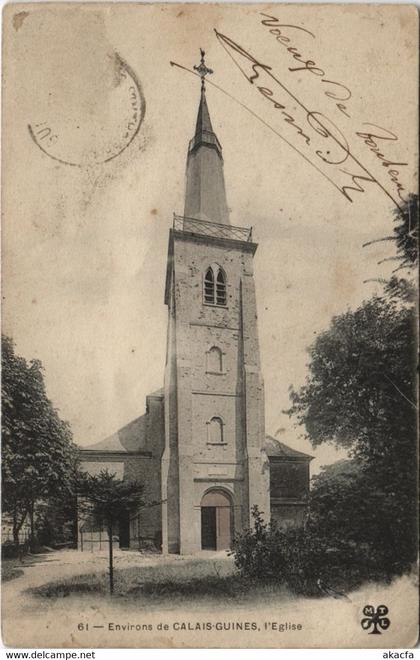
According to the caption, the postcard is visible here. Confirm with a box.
[2,2,418,648]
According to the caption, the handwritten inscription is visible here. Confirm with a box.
[190,13,409,212]
[215,29,395,207]
[355,125,407,203]
[260,14,352,118]
[259,14,409,205]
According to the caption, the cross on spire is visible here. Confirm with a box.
[194,49,213,91]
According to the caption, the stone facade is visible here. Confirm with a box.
[78,80,312,554]
[161,228,270,554]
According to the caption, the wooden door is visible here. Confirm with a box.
[216,506,231,550]
[201,490,232,551]
[201,506,217,549]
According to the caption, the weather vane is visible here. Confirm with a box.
[193,49,213,91]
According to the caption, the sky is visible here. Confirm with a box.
[3,3,418,474]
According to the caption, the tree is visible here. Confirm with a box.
[364,194,418,274]
[288,295,416,448]
[77,470,145,594]
[233,197,418,590]
[1,335,78,550]
[392,193,418,271]
[287,293,417,573]
[384,194,418,301]
[35,494,78,548]
[307,460,403,580]
[286,191,418,576]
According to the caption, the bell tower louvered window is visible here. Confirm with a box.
[203,265,226,307]
[216,269,226,305]
[204,267,214,304]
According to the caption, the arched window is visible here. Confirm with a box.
[207,417,224,445]
[207,346,223,373]
[203,265,227,306]
[204,267,214,304]
[216,269,226,305]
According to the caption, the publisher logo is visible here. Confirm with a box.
[361,605,390,634]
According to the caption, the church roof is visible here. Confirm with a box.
[184,83,230,226]
[264,435,313,461]
[82,414,147,453]
[195,88,214,136]
[147,387,164,399]
[80,401,312,463]
[188,88,222,160]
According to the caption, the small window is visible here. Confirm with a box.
[207,346,223,373]
[207,417,224,445]
[216,270,226,305]
[204,267,214,304]
[203,265,227,306]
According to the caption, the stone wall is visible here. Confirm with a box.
[162,228,269,553]
[79,391,165,551]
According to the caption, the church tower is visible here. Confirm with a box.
[161,51,270,554]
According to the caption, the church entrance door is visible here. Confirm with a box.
[200,490,232,551]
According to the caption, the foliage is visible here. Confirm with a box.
[286,290,417,575]
[231,507,345,595]
[35,496,77,548]
[231,502,397,597]
[392,193,418,271]
[284,194,418,580]
[77,469,145,594]
[1,335,78,548]
[384,275,417,305]
[287,296,416,454]
[383,194,418,301]
[233,196,419,592]
[230,506,286,580]
[307,460,413,581]
[77,469,145,528]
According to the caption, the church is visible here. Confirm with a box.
[79,52,312,555]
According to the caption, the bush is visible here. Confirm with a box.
[281,525,368,596]
[230,506,396,597]
[230,507,286,581]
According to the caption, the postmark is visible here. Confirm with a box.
[28,52,145,167]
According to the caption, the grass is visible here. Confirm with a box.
[2,559,25,582]
[2,547,57,583]
[30,556,293,605]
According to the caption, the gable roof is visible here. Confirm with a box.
[147,387,164,399]
[264,435,313,461]
[80,413,313,462]
[82,414,147,453]
[80,387,164,454]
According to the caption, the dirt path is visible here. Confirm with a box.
[2,548,233,647]
[3,548,199,590]
[2,549,418,649]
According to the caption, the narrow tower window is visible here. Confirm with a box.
[207,417,224,445]
[216,269,226,306]
[204,267,214,304]
[203,265,227,306]
[207,346,223,373]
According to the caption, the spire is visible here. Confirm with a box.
[195,87,214,137]
[184,50,230,226]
